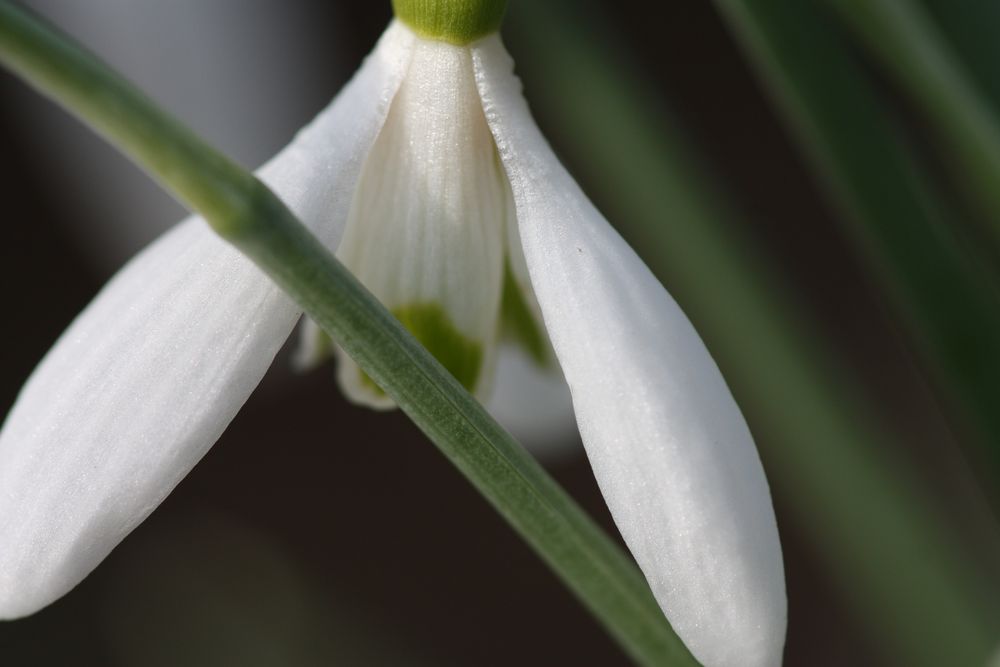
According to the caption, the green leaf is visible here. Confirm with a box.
[716,0,1000,490]
[916,0,1000,115]
[823,0,1000,260]
[721,0,1000,483]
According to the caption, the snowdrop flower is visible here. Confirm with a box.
[0,2,785,665]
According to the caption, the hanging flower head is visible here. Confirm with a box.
[0,2,785,665]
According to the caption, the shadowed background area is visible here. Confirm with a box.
[2,1,999,665]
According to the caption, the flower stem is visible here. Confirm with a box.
[0,4,697,665]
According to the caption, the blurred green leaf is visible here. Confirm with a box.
[102,510,424,667]
[917,0,1000,115]
[719,0,1000,481]
[824,0,1000,263]
[510,1,1000,664]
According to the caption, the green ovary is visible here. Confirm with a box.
[392,0,508,45]
[363,303,484,396]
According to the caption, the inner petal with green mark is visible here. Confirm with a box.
[293,31,554,408]
[332,36,507,408]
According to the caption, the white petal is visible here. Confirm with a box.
[258,21,416,248]
[292,316,333,372]
[500,167,548,354]
[0,220,298,619]
[485,167,576,454]
[334,35,506,407]
[486,345,579,459]
[472,37,787,667]
[0,22,414,619]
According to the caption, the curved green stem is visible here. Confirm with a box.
[0,4,696,665]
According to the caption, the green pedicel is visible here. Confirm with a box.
[392,0,507,45]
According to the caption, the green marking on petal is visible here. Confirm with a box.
[359,368,388,397]
[500,261,550,366]
[392,0,507,45]
[360,302,484,396]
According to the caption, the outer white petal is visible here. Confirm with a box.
[0,23,414,619]
[472,37,786,667]
[258,22,415,250]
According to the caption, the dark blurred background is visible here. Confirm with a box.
[2,1,998,665]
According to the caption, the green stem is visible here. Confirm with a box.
[0,4,695,666]
[824,0,1000,257]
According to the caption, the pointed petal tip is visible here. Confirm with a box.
[0,218,301,618]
